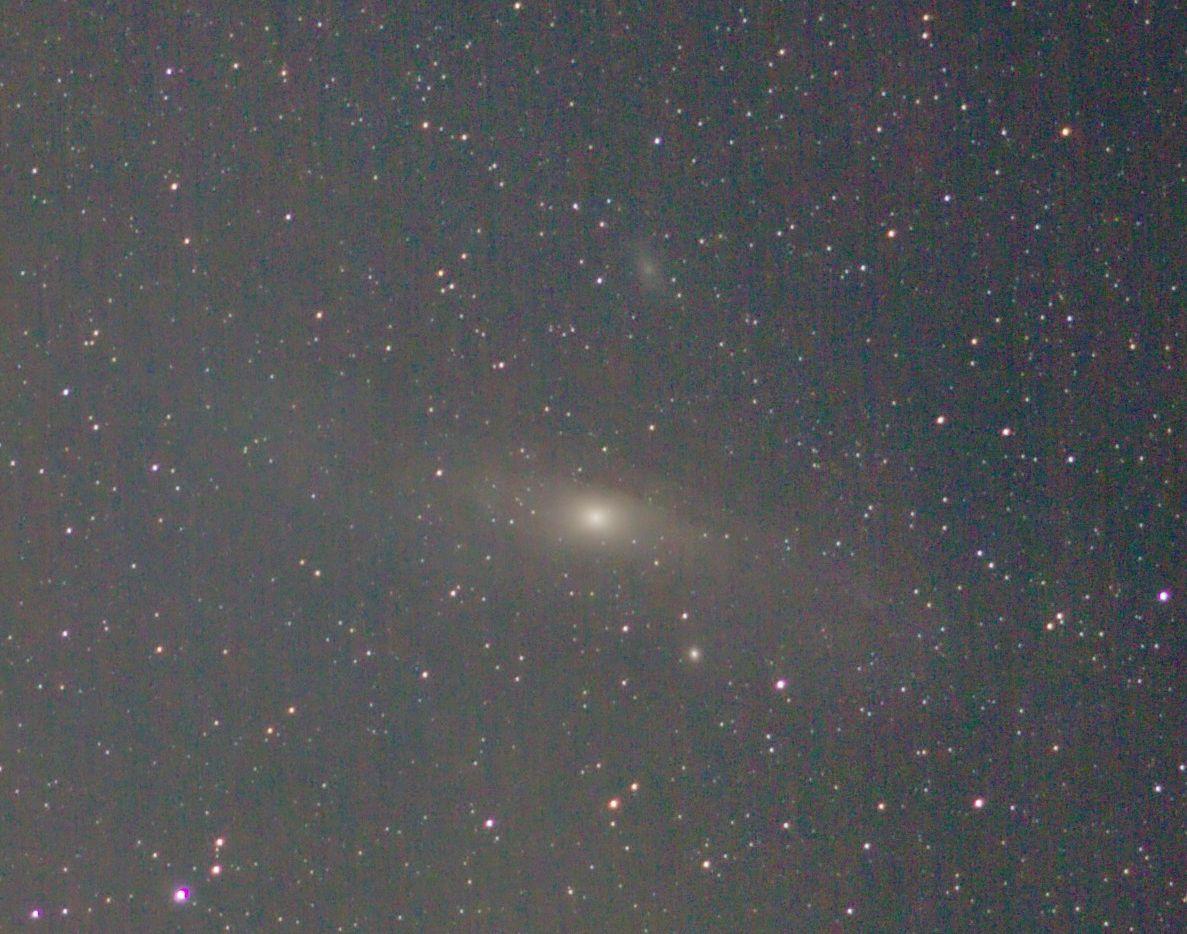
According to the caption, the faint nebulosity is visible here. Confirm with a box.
[1,3,1183,930]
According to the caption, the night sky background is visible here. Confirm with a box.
[2,2,1184,930]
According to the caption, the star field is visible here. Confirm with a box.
[1,3,1184,930]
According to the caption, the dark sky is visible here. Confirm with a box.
[2,2,1184,929]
